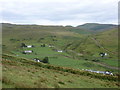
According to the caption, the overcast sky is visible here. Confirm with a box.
[0,0,119,26]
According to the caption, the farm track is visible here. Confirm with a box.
[91,37,117,55]
[72,37,88,50]
[92,61,119,70]
[57,48,119,70]
[64,49,119,70]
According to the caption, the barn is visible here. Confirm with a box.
[22,50,33,54]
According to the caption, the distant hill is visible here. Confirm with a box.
[77,23,117,31]
[64,27,118,63]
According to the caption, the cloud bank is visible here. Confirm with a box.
[1,0,119,26]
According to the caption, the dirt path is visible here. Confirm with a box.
[61,37,119,70]
[60,51,119,70]
[91,37,117,55]
[92,61,119,70]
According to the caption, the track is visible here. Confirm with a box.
[90,37,117,55]
[92,61,119,70]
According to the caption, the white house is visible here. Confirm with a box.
[48,45,54,47]
[33,58,42,62]
[104,53,107,56]
[99,52,107,57]
[26,45,33,48]
[57,50,63,52]
[37,60,40,62]
[23,50,33,54]
[104,71,113,75]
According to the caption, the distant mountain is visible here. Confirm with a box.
[77,23,117,31]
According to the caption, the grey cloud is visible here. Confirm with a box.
[1,0,118,26]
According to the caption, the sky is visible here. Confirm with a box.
[0,0,119,26]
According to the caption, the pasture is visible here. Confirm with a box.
[2,23,119,88]
[10,42,118,73]
[2,54,119,88]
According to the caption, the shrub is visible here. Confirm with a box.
[68,80,73,83]
[58,81,65,85]
[21,43,26,47]
[42,57,49,63]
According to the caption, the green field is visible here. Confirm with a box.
[2,54,119,88]
[9,43,118,73]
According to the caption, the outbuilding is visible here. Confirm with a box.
[22,50,33,54]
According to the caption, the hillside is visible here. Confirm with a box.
[64,28,118,68]
[65,28,118,55]
[2,23,119,88]
[2,54,119,88]
[2,23,118,68]
[77,23,117,31]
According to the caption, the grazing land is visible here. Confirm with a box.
[2,23,119,88]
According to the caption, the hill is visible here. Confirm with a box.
[2,54,119,88]
[77,23,117,31]
[2,23,118,69]
[64,28,118,68]
[2,23,91,53]
[2,23,119,88]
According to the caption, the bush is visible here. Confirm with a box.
[21,43,26,47]
[58,81,65,85]
[42,57,49,63]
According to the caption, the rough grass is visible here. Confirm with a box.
[2,23,119,88]
[2,24,118,68]
[2,54,119,88]
[8,45,117,72]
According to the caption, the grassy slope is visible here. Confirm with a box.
[11,44,114,72]
[3,24,118,66]
[2,54,119,88]
[2,23,118,70]
[64,28,118,67]
[2,23,83,52]
[77,23,117,31]
[94,28,118,54]
[2,23,119,88]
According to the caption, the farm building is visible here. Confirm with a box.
[21,43,34,48]
[33,57,49,63]
[22,50,33,54]
[48,45,54,47]
[99,52,107,57]
[52,49,63,52]
[83,69,113,75]
[26,45,34,48]
[57,50,63,52]
[33,58,42,62]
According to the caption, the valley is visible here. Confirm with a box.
[2,23,119,88]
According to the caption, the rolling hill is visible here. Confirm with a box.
[77,23,117,31]
[2,54,119,88]
[64,28,118,68]
[2,23,119,88]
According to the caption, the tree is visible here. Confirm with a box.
[41,44,45,47]
[43,57,49,63]
[21,43,26,47]
[43,44,45,47]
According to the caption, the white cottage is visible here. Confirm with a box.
[23,50,33,54]
[26,45,34,48]
[57,50,63,52]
